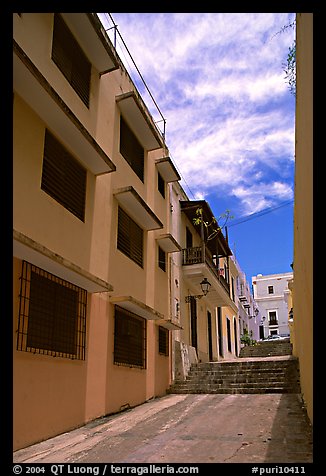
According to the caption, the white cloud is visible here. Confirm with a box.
[101,12,296,213]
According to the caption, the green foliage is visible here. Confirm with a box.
[240,328,257,347]
[193,208,233,242]
[271,19,296,97]
[283,41,296,97]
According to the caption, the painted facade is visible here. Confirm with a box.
[231,256,261,342]
[13,12,270,451]
[252,272,293,339]
[291,13,313,423]
[169,182,240,380]
[13,13,178,450]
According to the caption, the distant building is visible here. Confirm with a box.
[252,272,293,339]
[230,255,260,342]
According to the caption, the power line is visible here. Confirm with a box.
[228,199,294,227]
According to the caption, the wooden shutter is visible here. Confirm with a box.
[117,207,143,267]
[52,13,91,107]
[42,130,87,222]
[119,116,144,181]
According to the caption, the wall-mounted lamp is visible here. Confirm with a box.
[185,278,211,303]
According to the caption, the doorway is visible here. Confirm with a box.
[234,317,238,356]
[190,296,198,351]
[217,307,223,357]
[207,310,213,361]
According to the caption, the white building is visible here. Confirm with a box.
[231,256,260,342]
[252,272,293,339]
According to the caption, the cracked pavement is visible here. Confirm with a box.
[13,393,313,464]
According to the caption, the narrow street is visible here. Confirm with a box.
[13,392,312,464]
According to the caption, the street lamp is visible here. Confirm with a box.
[185,278,211,303]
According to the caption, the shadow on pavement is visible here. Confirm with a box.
[264,394,312,463]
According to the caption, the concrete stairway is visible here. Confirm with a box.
[168,339,301,395]
[239,338,293,358]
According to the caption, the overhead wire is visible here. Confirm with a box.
[228,199,294,227]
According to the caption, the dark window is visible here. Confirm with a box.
[117,206,143,267]
[158,326,169,356]
[41,130,87,221]
[268,285,274,294]
[17,261,87,360]
[119,116,144,181]
[52,13,91,107]
[226,317,232,353]
[231,276,235,301]
[158,172,165,198]
[186,227,193,249]
[158,246,166,272]
[114,306,146,368]
[268,311,278,326]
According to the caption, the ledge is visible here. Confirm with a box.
[111,296,163,321]
[156,233,182,253]
[114,186,163,231]
[116,91,164,151]
[13,41,116,176]
[13,230,113,293]
[155,157,180,183]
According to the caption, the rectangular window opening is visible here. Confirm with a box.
[158,326,169,356]
[114,306,146,368]
[17,261,87,360]
[117,206,144,267]
[52,13,91,107]
[158,246,166,272]
[158,172,165,198]
[41,129,87,222]
[119,116,144,182]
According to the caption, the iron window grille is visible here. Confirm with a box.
[41,129,87,222]
[114,306,146,369]
[117,206,143,267]
[52,13,91,107]
[119,116,144,182]
[158,326,169,356]
[17,261,87,360]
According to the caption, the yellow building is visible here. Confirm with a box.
[169,182,240,379]
[13,13,179,450]
[291,13,313,424]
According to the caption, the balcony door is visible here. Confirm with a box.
[207,310,213,361]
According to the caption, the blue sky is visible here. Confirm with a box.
[99,12,296,282]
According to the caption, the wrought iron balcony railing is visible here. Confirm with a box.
[182,245,230,295]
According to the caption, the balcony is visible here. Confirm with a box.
[182,245,236,310]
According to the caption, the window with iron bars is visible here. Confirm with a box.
[16,261,87,360]
[114,306,146,369]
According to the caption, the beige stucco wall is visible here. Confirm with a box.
[13,258,89,449]
[13,13,172,450]
[13,13,100,135]
[293,13,313,423]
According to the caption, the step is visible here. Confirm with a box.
[168,386,299,394]
[168,355,300,395]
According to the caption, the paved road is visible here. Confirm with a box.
[13,393,312,464]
